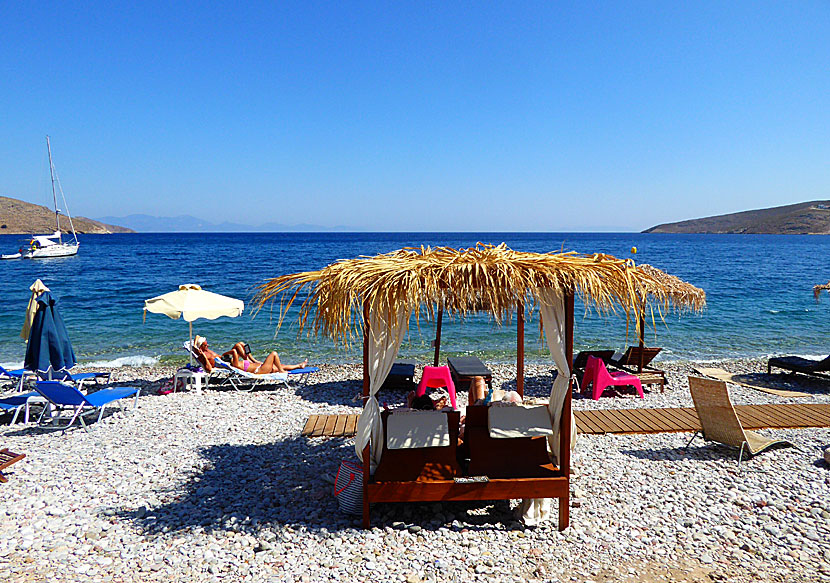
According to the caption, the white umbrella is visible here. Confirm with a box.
[143,284,244,364]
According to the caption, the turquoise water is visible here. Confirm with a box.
[0,232,828,367]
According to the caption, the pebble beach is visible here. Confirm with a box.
[1,358,829,583]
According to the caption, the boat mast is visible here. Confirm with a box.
[46,136,62,244]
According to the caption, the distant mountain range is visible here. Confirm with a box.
[0,196,133,234]
[644,201,830,234]
[95,213,352,233]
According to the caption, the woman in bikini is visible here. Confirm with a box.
[193,336,308,374]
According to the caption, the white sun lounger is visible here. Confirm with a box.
[182,342,317,391]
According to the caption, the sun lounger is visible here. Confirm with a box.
[610,346,662,369]
[37,368,112,392]
[767,354,830,377]
[686,376,791,467]
[0,391,47,424]
[380,360,417,391]
[34,381,139,432]
[182,341,318,391]
[0,448,25,483]
[609,346,667,389]
[573,350,615,371]
[0,365,36,391]
[447,356,493,392]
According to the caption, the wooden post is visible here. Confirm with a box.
[363,300,370,398]
[517,302,525,397]
[361,301,372,527]
[433,307,443,367]
[638,313,645,373]
[559,290,574,531]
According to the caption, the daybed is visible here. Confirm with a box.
[366,403,567,528]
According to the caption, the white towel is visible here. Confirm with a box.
[386,410,450,449]
[487,403,553,439]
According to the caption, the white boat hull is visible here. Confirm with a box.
[1,252,22,260]
[22,243,79,259]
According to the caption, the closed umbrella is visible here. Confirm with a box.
[143,284,244,364]
[21,279,50,341]
[24,290,77,374]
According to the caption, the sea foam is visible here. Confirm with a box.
[81,355,159,368]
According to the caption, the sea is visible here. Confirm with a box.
[0,232,828,369]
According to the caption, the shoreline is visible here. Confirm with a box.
[1,357,828,582]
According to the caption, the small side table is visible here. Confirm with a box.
[173,369,208,394]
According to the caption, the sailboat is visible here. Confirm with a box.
[21,136,80,259]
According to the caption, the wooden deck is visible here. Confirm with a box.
[301,413,360,438]
[302,403,830,438]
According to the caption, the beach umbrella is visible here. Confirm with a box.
[143,284,245,364]
[24,290,77,374]
[21,279,50,341]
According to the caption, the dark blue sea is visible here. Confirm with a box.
[1,232,828,368]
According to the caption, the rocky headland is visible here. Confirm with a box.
[644,201,830,234]
[0,196,132,234]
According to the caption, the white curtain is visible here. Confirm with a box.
[354,304,410,470]
[538,287,576,462]
[519,288,575,526]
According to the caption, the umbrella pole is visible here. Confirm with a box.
[189,321,193,366]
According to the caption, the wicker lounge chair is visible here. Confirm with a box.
[0,448,25,483]
[767,354,830,377]
[686,376,791,467]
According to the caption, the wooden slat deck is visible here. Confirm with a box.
[301,414,360,438]
[302,404,830,438]
[574,403,830,435]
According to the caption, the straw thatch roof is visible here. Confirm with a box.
[254,243,705,344]
[815,281,830,301]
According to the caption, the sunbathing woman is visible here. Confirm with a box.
[193,336,308,374]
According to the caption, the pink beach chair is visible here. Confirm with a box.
[584,355,644,400]
[415,366,457,409]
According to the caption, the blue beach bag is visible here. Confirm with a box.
[333,459,363,515]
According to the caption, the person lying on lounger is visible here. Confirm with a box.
[193,336,308,374]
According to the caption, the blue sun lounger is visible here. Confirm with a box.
[0,391,46,424]
[35,381,139,432]
[0,365,37,391]
[38,368,112,391]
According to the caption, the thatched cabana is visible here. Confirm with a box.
[255,243,705,529]
[815,281,830,301]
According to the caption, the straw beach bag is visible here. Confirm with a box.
[333,459,363,515]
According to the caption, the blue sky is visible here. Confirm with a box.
[2,2,828,231]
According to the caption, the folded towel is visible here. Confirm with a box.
[488,403,553,439]
[386,410,450,449]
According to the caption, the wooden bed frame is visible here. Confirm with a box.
[359,295,574,530]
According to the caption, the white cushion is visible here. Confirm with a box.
[386,410,450,449]
[488,403,553,439]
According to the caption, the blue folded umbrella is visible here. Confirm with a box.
[24,291,76,374]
